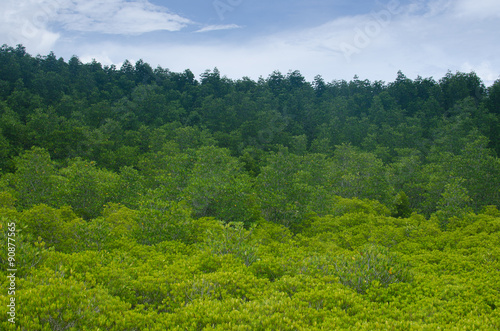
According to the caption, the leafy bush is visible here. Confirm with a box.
[334,244,413,294]
[202,221,259,266]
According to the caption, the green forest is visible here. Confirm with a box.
[0,44,499,330]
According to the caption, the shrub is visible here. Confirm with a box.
[202,221,259,266]
[334,244,413,294]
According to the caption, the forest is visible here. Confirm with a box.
[0,43,499,329]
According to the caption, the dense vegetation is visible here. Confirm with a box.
[0,44,499,329]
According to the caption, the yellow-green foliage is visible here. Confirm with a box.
[1,196,499,330]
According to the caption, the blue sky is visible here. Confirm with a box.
[2,0,499,85]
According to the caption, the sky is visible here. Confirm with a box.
[1,0,499,85]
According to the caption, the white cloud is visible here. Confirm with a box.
[422,0,454,17]
[57,0,193,34]
[0,0,193,55]
[1,0,62,53]
[195,24,242,33]
[79,52,114,67]
[461,61,498,84]
[453,0,500,19]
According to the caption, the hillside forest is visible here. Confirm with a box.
[0,44,499,330]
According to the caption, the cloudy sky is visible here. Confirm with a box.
[2,0,499,85]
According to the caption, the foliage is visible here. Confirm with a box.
[392,191,412,218]
[0,45,499,330]
[0,198,498,330]
[201,221,259,266]
[334,244,413,294]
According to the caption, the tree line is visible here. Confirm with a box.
[1,44,499,224]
